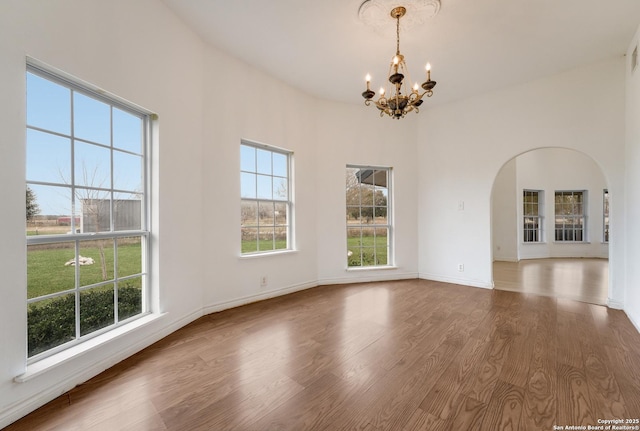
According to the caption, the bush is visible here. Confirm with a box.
[28,285,142,357]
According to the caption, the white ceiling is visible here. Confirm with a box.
[162,0,640,107]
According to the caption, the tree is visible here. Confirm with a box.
[26,186,40,221]
[61,162,112,281]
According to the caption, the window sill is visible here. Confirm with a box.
[239,249,297,259]
[346,265,398,271]
[15,312,165,383]
[521,242,547,245]
[552,241,591,244]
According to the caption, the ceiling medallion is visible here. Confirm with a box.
[358,0,440,33]
[361,5,437,119]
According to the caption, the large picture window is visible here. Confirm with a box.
[346,166,391,267]
[554,190,586,242]
[523,190,543,242]
[240,141,292,254]
[25,64,150,359]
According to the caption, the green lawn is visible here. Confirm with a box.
[28,241,143,299]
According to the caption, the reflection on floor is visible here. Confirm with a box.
[493,258,608,305]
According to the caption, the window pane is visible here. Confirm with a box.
[373,206,388,224]
[258,227,275,251]
[347,227,362,248]
[27,72,70,135]
[117,236,142,278]
[242,228,258,253]
[273,176,288,201]
[273,152,287,177]
[240,145,256,172]
[26,129,71,184]
[114,194,142,231]
[258,201,275,225]
[372,170,387,187]
[241,201,258,227]
[79,239,114,287]
[79,194,111,233]
[74,92,110,145]
[113,108,142,154]
[75,141,111,189]
[26,184,73,236]
[348,248,362,267]
[274,202,287,225]
[113,151,142,192]
[375,228,389,266]
[27,242,76,299]
[118,277,143,321]
[361,206,374,222]
[241,172,256,199]
[275,227,287,250]
[256,149,271,175]
[257,175,272,200]
[80,284,114,336]
[28,293,76,357]
[360,186,374,206]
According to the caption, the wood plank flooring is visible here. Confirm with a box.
[493,258,608,305]
[5,279,640,430]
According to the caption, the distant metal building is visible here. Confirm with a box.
[81,199,142,232]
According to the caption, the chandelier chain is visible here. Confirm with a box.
[396,13,401,56]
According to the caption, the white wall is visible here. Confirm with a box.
[491,158,518,261]
[625,25,640,330]
[199,46,320,310]
[315,103,420,284]
[418,58,626,296]
[0,1,209,426]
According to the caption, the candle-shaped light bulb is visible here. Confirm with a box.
[426,63,432,81]
[393,56,399,65]
[365,74,371,90]
[380,87,385,96]
[413,82,419,93]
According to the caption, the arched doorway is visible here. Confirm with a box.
[490,148,609,304]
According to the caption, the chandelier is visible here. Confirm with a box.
[361,6,436,119]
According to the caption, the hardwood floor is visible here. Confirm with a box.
[493,258,608,305]
[6,279,640,430]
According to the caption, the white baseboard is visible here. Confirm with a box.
[418,273,494,289]
[202,280,317,315]
[625,309,640,335]
[608,298,624,310]
[317,271,418,286]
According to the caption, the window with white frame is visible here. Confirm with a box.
[240,141,292,254]
[554,190,586,242]
[523,190,543,242]
[346,166,391,267]
[603,189,609,243]
[25,64,150,359]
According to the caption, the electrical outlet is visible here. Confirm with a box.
[260,275,268,287]
[457,263,464,272]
